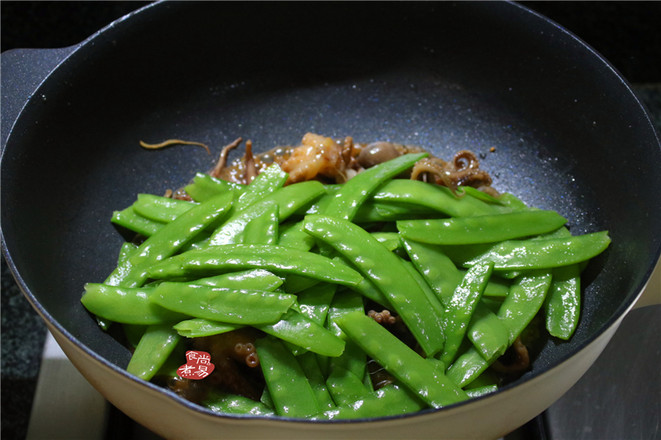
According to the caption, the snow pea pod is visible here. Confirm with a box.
[353,201,441,223]
[456,186,505,206]
[371,232,402,252]
[117,242,138,266]
[439,262,494,366]
[348,276,393,308]
[545,264,581,340]
[148,244,363,287]
[497,192,529,210]
[132,194,196,223]
[465,384,498,398]
[326,290,368,381]
[256,336,321,418]
[208,180,325,245]
[446,271,552,387]
[397,210,567,245]
[277,220,316,251]
[191,269,284,291]
[498,271,553,343]
[106,192,234,287]
[372,179,498,218]
[81,283,188,325]
[402,238,463,306]
[233,163,288,212]
[111,206,164,237]
[463,231,611,271]
[336,311,468,408]
[242,201,279,245]
[296,283,337,326]
[467,302,509,362]
[255,309,346,357]
[150,282,296,325]
[173,318,241,338]
[294,352,336,411]
[537,227,582,340]
[204,392,275,416]
[402,259,446,324]
[322,152,427,220]
[321,383,426,420]
[326,366,372,407]
[184,172,244,202]
[126,324,181,380]
[304,215,444,357]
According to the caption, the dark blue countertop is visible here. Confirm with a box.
[1,2,659,440]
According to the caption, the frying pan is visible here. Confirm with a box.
[2,2,660,439]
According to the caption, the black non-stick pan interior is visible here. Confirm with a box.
[2,1,660,397]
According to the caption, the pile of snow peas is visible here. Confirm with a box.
[81,150,611,419]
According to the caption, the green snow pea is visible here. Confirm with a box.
[126,324,181,380]
[345,274,392,308]
[545,264,581,340]
[336,311,468,408]
[256,336,321,417]
[397,210,567,245]
[111,206,164,237]
[280,274,320,293]
[326,366,372,407]
[105,192,234,287]
[299,184,341,215]
[81,283,187,325]
[296,283,337,326]
[446,271,552,387]
[370,232,402,252]
[465,384,498,398]
[255,309,346,357]
[304,215,444,357]
[402,238,463,306]
[463,231,611,271]
[148,244,363,287]
[402,243,512,300]
[498,270,553,344]
[445,347,491,389]
[352,201,441,223]
[296,352,336,410]
[242,201,279,245]
[401,259,446,324]
[371,179,499,218]
[208,180,325,245]
[132,194,195,223]
[184,172,244,202]
[191,269,284,291]
[321,153,427,220]
[204,392,275,416]
[149,282,296,325]
[117,242,138,266]
[173,318,241,338]
[326,290,368,381]
[232,163,288,212]
[321,383,426,420]
[455,186,505,206]
[496,192,529,210]
[439,262,494,366]
[277,220,316,251]
[540,227,582,340]
[467,302,509,362]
